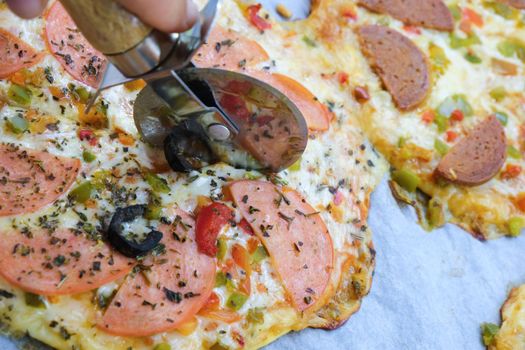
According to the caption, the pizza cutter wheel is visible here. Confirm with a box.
[133,68,308,172]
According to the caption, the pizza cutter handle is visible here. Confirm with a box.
[59,0,152,56]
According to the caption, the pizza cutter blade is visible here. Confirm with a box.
[57,0,308,172]
[133,68,308,172]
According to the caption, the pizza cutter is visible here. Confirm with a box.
[58,0,308,172]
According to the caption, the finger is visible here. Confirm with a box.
[6,0,48,19]
[116,0,199,33]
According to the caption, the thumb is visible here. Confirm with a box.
[116,0,199,33]
[6,0,48,19]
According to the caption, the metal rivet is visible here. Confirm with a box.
[207,123,231,141]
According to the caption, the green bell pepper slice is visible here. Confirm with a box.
[392,169,420,193]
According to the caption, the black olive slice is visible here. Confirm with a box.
[108,205,163,258]
[163,119,216,172]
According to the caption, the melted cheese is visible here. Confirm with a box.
[490,285,525,350]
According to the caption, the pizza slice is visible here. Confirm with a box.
[329,0,525,239]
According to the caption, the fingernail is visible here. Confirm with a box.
[185,0,199,28]
[6,0,47,19]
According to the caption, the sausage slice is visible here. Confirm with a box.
[502,0,525,9]
[435,115,507,186]
[358,0,454,31]
[357,25,431,111]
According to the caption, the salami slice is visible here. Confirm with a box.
[193,25,270,70]
[0,143,80,217]
[228,180,334,311]
[0,29,43,79]
[0,229,134,295]
[44,2,107,88]
[358,0,454,31]
[503,0,525,9]
[357,25,431,111]
[98,209,216,337]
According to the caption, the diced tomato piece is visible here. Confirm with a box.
[201,292,220,311]
[403,25,422,35]
[238,218,254,235]
[247,237,259,254]
[459,20,473,35]
[198,308,241,323]
[516,195,525,212]
[195,202,235,256]
[232,244,251,274]
[219,93,251,121]
[338,72,349,85]
[78,129,98,146]
[341,7,357,20]
[78,129,93,140]
[421,110,435,124]
[232,330,246,347]
[247,4,272,31]
[462,8,483,27]
[333,190,344,206]
[118,132,135,146]
[446,130,458,142]
[501,164,522,179]
[450,109,464,122]
[232,243,251,294]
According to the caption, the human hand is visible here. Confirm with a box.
[6,0,199,33]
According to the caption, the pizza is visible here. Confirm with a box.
[0,0,386,349]
[482,285,525,349]
[340,0,525,240]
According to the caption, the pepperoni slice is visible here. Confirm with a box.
[192,25,269,70]
[44,2,107,88]
[248,70,332,131]
[358,0,454,31]
[228,180,334,311]
[0,143,80,217]
[435,115,506,186]
[98,209,216,337]
[0,29,43,79]
[357,25,430,111]
[0,229,134,295]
